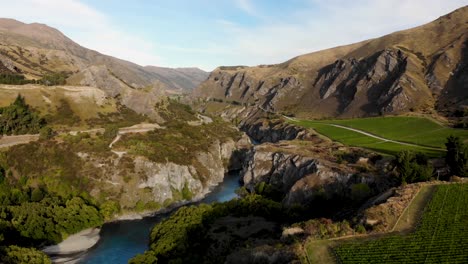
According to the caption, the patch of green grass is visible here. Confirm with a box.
[295,122,444,157]
[312,116,467,148]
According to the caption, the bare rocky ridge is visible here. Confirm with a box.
[194,6,468,118]
[0,18,208,116]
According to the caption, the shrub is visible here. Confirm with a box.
[39,127,54,140]
[2,245,51,264]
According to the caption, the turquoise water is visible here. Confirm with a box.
[80,172,241,263]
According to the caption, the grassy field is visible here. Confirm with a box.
[291,116,468,157]
[333,183,468,263]
[319,117,468,148]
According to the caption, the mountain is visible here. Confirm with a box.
[0,18,208,116]
[194,6,468,119]
[144,66,209,94]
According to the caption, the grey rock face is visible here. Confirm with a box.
[242,149,320,193]
[194,46,440,118]
[135,139,238,204]
[314,48,410,115]
[0,54,20,73]
[84,138,246,211]
[135,158,204,203]
[239,117,315,144]
[240,144,383,206]
[73,65,165,119]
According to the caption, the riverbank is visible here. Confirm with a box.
[42,228,100,261]
[111,173,241,221]
[80,171,241,263]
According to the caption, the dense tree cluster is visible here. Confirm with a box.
[0,95,45,135]
[0,185,103,244]
[0,164,104,262]
[394,151,433,184]
[130,194,287,264]
[0,72,69,86]
[1,245,51,264]
[0,74,32,85]
[39,72,68,86]
[445,136,468,177]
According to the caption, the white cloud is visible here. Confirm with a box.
[217,0,468,67]
[0,0,161,66]
[0,0,466,71]
[235,0,256,16]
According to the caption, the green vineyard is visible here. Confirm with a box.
[334,184,468,263]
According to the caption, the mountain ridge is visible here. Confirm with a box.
[0,18,209,116]
[194,6,468,119]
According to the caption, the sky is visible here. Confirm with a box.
[0,1,466,71]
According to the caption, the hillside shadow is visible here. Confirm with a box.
[436,39,468,114]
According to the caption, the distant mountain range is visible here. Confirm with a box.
[194,6,468,119]
[0,18,208,115]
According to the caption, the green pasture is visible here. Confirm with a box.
[290,116,468,157]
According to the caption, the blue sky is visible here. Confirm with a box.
[0,0,466,71]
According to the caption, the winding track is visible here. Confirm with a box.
[0,123,161,149]
[327,124,444,151]
[0,134,39,148]
[282,115,445,151]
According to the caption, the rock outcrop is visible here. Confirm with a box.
[241,141,390,207]
[239,115,316,144]
[313,48,422,115]
[88,139,244,212]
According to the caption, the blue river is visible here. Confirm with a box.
[80,171,241,263]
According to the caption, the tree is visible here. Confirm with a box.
[103,124,119,140]
[0,166,5,185]
[445,136,468,177]
[30,188,44,202]
[100,200,120,220]
[395,151,433,184]
[39,127,54,140]
[1,245,51,264]
[395,151,413,184]
[0,94,46,135]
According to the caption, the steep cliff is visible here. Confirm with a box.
[241,140,390,207]
[239,112,315,143]
[194,7,468,118]
[89,139,241,212]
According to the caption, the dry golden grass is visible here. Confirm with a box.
[0,84,117,121]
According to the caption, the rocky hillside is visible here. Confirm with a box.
[0,18,208,116]
[1,99,245,216]
[194,6,468,118]
[144,66,209,94]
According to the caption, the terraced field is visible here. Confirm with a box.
[291,116,468,157]
[334,184,468,263]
